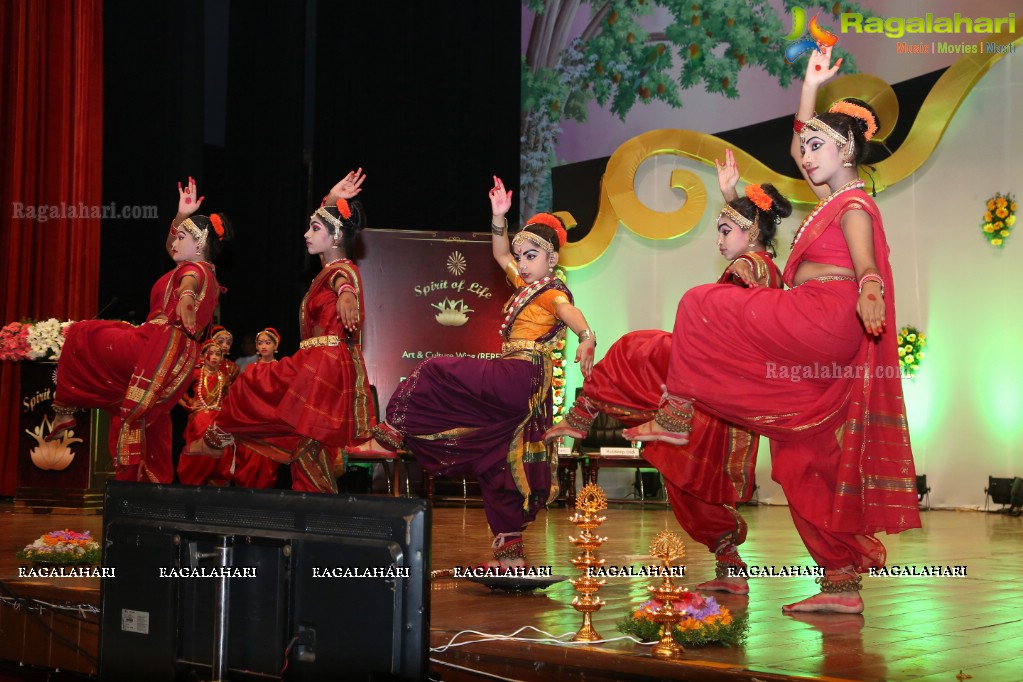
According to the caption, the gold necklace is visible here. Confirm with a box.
[791,179,865,247]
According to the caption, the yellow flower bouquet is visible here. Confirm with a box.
[981,192,1015,248]
[896,326,926,379]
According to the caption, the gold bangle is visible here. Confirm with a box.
[491,219,507,236]
[179,290,197,299]
[577,329,595,346]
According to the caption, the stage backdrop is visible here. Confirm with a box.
[359,230,514,413]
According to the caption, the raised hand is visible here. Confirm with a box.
[176,176,204,218]
[805,45,842,86]
[329,168,366,201]
[715,148,740,201]
[489,176,513,218]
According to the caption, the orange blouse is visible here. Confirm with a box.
[503,262,570,342]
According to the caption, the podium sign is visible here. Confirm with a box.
[15,361,113,513]
[359,230,513,411]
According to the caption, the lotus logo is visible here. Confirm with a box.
[431,298,474,327]
[25,416,82,471]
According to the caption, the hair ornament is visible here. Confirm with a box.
[335,198,352,220]
[258,327,280,344]
[200,339,219,355]
[209,214,225,241]
[720,204,754,232]
[179,217,209,251]
[828,101,878,140]
[801,117,847,148]
[524,212,567,248]
[312,206,344,238]
[745,184,773,212]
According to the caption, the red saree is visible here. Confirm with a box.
[584,253,780,551]
[176,365,233,486]
[209,260,375,492]
[664,188,919,569]
[55,261,219,482]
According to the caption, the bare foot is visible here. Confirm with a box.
[696,576,749,595]
[45,414,77,441]
[344,438,394,457]
[486,557,528,570]
[542,420,586,444]
[622,419,690,446]
[782,591,864,614]
[184,436,224,458]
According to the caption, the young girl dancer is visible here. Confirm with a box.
[176,340,233,486]
[348,176,596,567]
[49,178,229,483]
[627,47,920,613]
[545,158,788,594]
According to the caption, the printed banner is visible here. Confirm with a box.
[360,229,513,413]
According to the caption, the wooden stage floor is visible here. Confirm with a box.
[1,500,1021,681]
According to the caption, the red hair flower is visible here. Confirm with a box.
[745,185,772,212]
[209,214,225,240]
[525,212,568,247]
[335,198,352,220]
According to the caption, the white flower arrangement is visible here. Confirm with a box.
[25,318,72,360]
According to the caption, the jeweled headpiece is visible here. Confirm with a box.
[258,327,280,345]
[720,204,754,232]
[180,218,208,252]
[179,215,224,253]
[311,198,354,240]
[513,213,567,256]
[800,116,848,148]
[211,325,231,342]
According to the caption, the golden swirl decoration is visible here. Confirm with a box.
[648,530,686,563]
[575,482,608,513]
[558,28,1023,269]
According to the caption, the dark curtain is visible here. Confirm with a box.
[313,1,521,231]
[0,0,104,495]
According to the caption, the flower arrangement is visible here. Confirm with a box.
[617,591,749,647]
[897,325,926,379]
[0,318,72,361]
[0,322,31,361]
[981,192,1016,248]
[550,266,569,421]
[551,337,567,419]
[16,529,101,566]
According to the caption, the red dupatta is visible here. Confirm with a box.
[786,187,920,534]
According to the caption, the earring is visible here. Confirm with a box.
[843,131,855,168]
[747,225,760,245]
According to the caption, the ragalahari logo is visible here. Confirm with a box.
[784,7,839,62]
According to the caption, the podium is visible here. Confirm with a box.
[14,362,114,513]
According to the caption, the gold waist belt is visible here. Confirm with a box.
[501,339,554,358]
[795,275,856,287]
[299,335,341,350]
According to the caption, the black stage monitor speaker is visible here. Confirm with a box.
[99,482,430,681]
